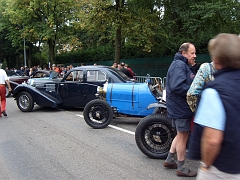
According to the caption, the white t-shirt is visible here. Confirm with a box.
[0,69,8,84]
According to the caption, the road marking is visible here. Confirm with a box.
[76,114,83,118]
[108,125,135,135]
[76,114,135,135]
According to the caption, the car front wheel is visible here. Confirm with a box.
[83,99,113,129]
[16,91,34,112]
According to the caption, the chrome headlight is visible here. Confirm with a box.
[96,82,108,98]
[27,79,34,86]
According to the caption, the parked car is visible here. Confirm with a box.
[13,66,134,112]
[6,70,50,97]
[83,80,175,159]
[83,82,159,128]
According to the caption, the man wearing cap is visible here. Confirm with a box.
[52,64,60,74]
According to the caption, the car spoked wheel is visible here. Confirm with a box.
[135,114,176,159]
[84,99,113,129]
[17,91,34,112]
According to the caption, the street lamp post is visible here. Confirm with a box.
[23,38,27,67]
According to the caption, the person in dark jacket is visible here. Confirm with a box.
[119,62,132,78]
[163,42,196,177]
[190,33,240,179]
[189,59,200,75]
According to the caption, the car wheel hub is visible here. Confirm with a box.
[144,123,172,152]
[19,95,29,109]
[89,104,109,124]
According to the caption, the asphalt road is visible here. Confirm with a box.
[0,97,199,180]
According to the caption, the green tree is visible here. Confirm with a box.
[159,0,240,54]
[4,0,85,65]
[80,0,164,63]
[0,0,22,68]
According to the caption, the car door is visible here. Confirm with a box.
[58,70,98,107]
[57,70,84,107]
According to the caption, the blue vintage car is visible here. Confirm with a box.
[83,80,176,159]
[83,81,161,129]
[12,66,134,112]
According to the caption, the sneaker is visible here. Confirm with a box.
[2,111,7,117]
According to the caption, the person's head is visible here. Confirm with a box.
[178,43,197,65]
[120,62,125,68]
[117,64,121,69]
[112,62,117,68]
[208,33,240,70]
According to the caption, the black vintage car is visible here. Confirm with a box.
[13,66,133,112]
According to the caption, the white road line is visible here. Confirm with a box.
[108,125,135,135]
[76,114,135,135]
[76,114,83,118]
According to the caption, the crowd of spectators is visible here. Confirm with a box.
[4,64,77,78]
[5,62,136,79]
[111,61,136,79]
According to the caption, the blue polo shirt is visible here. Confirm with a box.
[194,88,226,131]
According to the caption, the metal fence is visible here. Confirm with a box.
[133,74,166,89]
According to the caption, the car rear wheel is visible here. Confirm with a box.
[16,91,34,112]
[135,114,176,159]
[83,99,113,129]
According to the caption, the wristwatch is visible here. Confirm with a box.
[200,161,209,169]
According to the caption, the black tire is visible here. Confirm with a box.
[5,86,11,97]
[16,91,34,112]
[83,99,113,129]
[135,114,176,159]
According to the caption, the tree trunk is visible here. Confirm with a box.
[114,28,121,63]
[114,0,125,64]
[15,54,20,69]
[48,39,55,65]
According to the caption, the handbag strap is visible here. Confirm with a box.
[209,63,214,80]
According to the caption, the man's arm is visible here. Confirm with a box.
[194,88,226,169]
[201,127,224,168]
[169,65,191,95]
[5,80,12,91]
[187,63,210,112]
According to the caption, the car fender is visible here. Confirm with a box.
[147,102,167,110]
[13,83,62,108]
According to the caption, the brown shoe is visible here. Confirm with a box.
[176,169,197,177]
[163,161,177,169]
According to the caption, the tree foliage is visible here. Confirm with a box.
[0,0,239,68]
[3,0,86,65]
